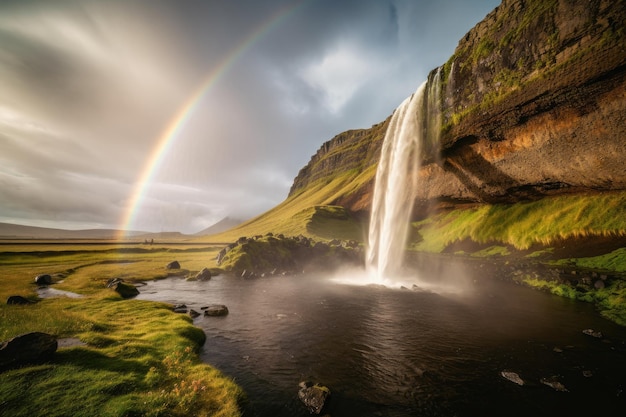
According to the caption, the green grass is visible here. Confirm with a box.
[413,192,626,252]
[550,248,626,272]
[0,243,243,417]
[203,169,371,243]
[523,276,626,326]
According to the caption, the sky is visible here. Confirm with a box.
[0,0,500,234]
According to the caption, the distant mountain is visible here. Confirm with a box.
[0,222,146,239]
[195,217,243,236]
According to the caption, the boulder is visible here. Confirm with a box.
[0,332,58,370]
[202,304,229,316]
[298,381,330,414]
[195,268,212,281]
[34,274,52,285]
[189,309,201,318]
[112,282,140,298]
[7,295,35,305]
[166,260,181,270]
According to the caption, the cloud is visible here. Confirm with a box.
[0,0,500,234]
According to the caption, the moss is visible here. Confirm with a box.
[414,192,626,253]
[523,276,626,326]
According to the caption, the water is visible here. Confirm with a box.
[138,264,626,416]
[366,70,442,281]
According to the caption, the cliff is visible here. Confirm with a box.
[289,0,626,218]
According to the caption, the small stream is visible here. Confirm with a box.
[138,265,626,416]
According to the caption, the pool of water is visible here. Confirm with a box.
[138,264,626,416]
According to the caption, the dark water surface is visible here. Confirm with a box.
[138,266,626,416]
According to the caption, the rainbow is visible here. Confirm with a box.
[118,1,306,238]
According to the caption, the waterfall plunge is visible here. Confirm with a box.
[366,71,441,282]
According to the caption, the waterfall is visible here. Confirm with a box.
[366,69,441,281]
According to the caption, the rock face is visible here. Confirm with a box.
[0,332,57,370]
[288,0,626,218]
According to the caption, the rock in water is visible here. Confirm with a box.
[195,267,212,281]
[0,332,57,370]
[298,381,330,414]
[582,328,603,339]
[202,304,229,316]
[540,376,568,392]
[501,371,524,386]
[112,282,140,298]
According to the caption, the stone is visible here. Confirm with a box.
[34,274,52,285]
[593,280,605,290]
[202,304,229,316]
[7,295,35,305]
[189,309,201,318]
[166,260,181,270]
[501,371,524,386]
[582,328,603,339]
[112,282,139,298]
[0,332,58,370]
[540,376,568,392]
[195,268,212,281]
[298,381,330,414]
[173,304,188,314]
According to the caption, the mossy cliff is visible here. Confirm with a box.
[289,0,626,216]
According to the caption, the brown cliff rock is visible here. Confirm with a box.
[289,0,626,218]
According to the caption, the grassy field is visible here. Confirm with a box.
[0,241,243,417]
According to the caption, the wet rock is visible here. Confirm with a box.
[166,260,181,270]
[35,274,52,285]
[106,277,124,288]
[0,332,57,370]
[173,304,188,314]
[501,371,524,386]
[112,281,140,299]
[202,304,229,316]
[195,268,212,281]
[582,328,603,339]
[189,309,201,318]
[7,295,35,305]
[540,376,568,392]
[298,381,330,414]
[582,370,593,378]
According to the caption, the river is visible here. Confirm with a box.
[138,263,626,416]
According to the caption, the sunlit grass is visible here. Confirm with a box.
[0,243,243,417]
[550,248,626,272]
[413,192,626,252]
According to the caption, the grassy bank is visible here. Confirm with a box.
[406,192,626,326]
[413,192,626,252]
[0,242,243,417]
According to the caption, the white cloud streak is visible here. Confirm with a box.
[0,0,500,233]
